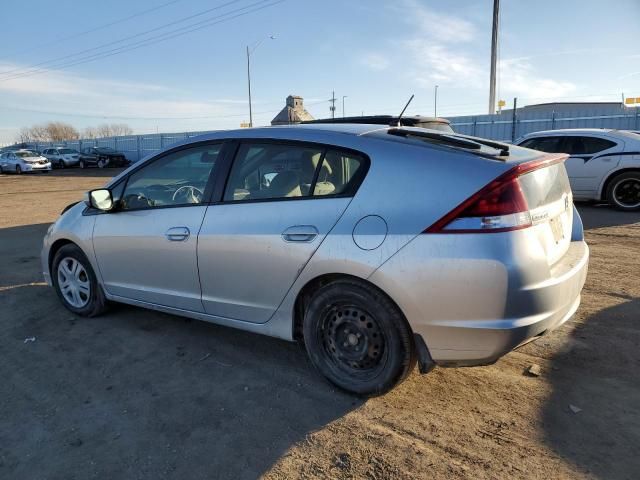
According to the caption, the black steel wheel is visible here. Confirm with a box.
[303,278,416,396]
[606,171,640,211]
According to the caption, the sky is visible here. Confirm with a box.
[0,0,639,144]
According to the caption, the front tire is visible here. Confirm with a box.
[58,160,65,169]
[52,244,108,317]
[15,165,22,175]
[606,171,640,211]
[303,279,416,396]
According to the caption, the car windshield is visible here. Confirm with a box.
[15,151,39,158]
[59,148,78,154]
[95,147,115,153]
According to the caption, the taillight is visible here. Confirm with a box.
[425,154,566,234]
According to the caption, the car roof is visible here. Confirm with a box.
[521,128,615,137]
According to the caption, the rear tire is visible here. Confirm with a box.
[303,279,416,396]
[97,159,105,168]
[606,171,640,211]
[52,244,108,317]
[79,160,85,169]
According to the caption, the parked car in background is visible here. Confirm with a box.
[43,124,588,395]
[79,147,129,169]
[43,147,81,169]
[0,149,51,174]
[516,129,640,211]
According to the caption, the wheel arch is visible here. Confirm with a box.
[48,238,76,275]
[600,167,640,201]
[292,272,413,341]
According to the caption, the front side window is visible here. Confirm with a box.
[223,143,367,202]
[120,144,220,210]
[564,136,616,155]
[520,137,563,153]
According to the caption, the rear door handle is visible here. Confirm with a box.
[282,225,318,243]
[165,226,190,241]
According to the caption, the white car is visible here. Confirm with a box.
[0,149,51,174]
[43,147,80,168]
[516,129,640,211]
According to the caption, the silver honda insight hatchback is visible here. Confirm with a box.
[42,124,589,395]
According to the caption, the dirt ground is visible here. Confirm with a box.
[1,169,639,480]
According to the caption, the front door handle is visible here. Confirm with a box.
[282,225,318,243]
[165,226,190,241]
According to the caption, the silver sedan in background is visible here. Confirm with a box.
[42,124,588,395]
[0,149,51,174]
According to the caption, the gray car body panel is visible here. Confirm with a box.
[42,124,589,364]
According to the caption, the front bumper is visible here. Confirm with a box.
[23,162,51,172]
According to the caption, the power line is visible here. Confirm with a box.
[0,0,286,84]
[0,0,183,62]
[0,0,247,79]
[0,0,284,83]
[2,99,329,121]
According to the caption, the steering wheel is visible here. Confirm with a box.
[172,185,204,204]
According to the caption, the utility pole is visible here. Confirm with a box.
[342,96,348,118]
[488,0,500,114]
[330,91,336,119]
[434,85,439,117]
[511,97,518,142]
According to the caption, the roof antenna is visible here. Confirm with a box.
[394,94,415,127]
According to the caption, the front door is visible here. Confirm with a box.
[92,142,222,311]
[197,142,368,323]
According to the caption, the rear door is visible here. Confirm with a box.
[561,135,621,195]
[197,141,368,323]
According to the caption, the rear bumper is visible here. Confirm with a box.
[369,232,589,367]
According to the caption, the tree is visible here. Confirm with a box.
[45,122,79,142]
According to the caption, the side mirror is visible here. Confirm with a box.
[88,189,114,211]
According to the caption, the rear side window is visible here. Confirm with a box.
[564,136,616,155]
[520,137,563,153]
[223,143,367,202]
[313,150,365,196]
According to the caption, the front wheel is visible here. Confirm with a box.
[606,171,640,211]
[58,160,65,169]
[15,165,22,175]
[303,279,416,396]
[52,244,108,317]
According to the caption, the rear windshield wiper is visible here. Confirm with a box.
[458,135,510,156]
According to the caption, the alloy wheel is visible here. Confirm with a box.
[57,257,91,308]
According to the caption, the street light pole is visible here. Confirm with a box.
[246,35,275,128]
[246,45,253,127]
[434,85,439,117]
[342,96,348,118]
